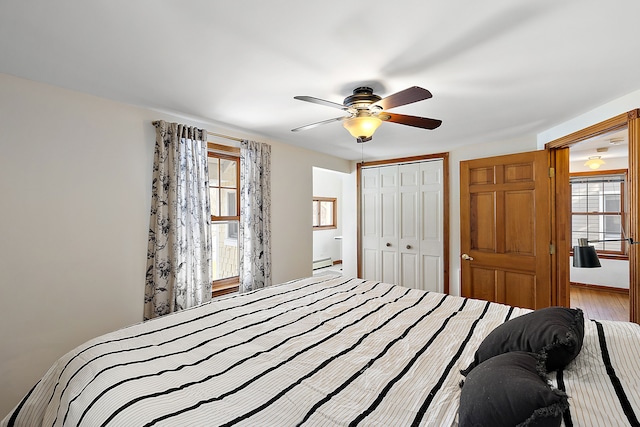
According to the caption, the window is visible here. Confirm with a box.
[208,150,240,285]
[570,171,628,258]
[313,197,337,229]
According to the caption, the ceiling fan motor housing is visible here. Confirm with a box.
[343,87,381,109]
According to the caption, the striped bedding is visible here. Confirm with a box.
[3,275,640,426]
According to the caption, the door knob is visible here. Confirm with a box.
[386,243,391,247]
[461,253,474,261]
[406,245,412,249]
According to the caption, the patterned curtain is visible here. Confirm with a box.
[239,140,272,293]
[144,120,212,320]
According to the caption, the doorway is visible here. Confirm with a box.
[567,128,629,320]
[312,167,348,276]
[546,109,640,323]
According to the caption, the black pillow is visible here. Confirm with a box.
[461,307,584,376]
[459,351,569,427]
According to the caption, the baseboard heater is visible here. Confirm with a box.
[313,257,333,270]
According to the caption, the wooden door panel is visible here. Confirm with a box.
[467,252,536,271]
[469,167,495,185]
[504,162,534,182]
[470,192,496,251]
[461,150,550,310]
[504,190,535,255]
[502,271,536,309]
[465,266,497,302]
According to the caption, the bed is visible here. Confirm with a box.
[3,275,640,426]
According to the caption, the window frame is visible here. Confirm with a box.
[570,169,628,260]
[208,143,241,294]
[313,197,337,230]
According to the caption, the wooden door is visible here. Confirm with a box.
[460,150,551,309]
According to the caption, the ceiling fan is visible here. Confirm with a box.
[291,86,442,143]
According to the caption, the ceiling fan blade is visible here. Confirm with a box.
[372,86,433,110]
[291,116,348,132]
[380,112,442,130]
[294,96,349,110]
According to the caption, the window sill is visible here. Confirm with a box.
[212,278,239,298]
[570,251,628,261]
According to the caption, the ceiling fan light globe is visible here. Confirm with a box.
[584,156,604,170]
[343,116,382,139]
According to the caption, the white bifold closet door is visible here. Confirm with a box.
[361,160,443,292]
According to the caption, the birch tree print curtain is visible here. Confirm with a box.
[239,140,272,293]
[144,120,212,320]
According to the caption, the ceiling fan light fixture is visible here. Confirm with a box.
[342,115,382,141]
[584,156,605,170]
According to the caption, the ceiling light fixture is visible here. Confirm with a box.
[584,156,604,170]
[342,114,382,143]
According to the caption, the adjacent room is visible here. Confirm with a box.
[2,1,640,425]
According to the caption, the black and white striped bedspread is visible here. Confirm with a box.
[3,276,640,426]
[551,319,640,426]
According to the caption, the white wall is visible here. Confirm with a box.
[312,168,344,265]
[570,258,629,289]
[0,73,351,418]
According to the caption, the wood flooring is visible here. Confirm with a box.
[570,285,629,322]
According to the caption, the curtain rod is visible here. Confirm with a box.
[208,131,243,142]
[152,121,244,143]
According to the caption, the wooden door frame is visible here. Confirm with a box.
[546,109,640,323]
[356,153,450,294]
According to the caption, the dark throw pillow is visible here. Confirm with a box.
[461,307,584,376]
[459,351,569,427]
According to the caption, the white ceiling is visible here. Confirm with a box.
[570,129,628,162]
[2,0,640,161]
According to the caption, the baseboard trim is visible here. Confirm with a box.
[570,282,629,295]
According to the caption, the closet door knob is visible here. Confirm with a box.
[406,245,412,249]
[386,243,391,247]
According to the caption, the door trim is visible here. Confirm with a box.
[356,153,450,293]
[545,109,640,323]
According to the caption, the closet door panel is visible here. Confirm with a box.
[361,168,380,280]
[381,249,398,284]
[421,254,441,292]
[401,252,419,288]
[420,161,444,292]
